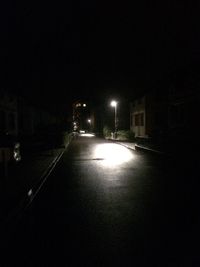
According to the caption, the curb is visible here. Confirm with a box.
[114,140,166,155]
[135,144,164,154]
[104,138,167,156]
[116,142,136,151]
[105,138,136,151]
[0,139,72,244]
[1,149,65,227]
[26,148,65,208]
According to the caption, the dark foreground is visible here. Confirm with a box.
[1,136,199,266]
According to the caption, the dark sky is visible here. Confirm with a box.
[1,1,200,110]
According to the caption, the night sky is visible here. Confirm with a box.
[1,1,200,111]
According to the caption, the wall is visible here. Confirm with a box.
[168,86,199,139]
[0,89,18,135]
[130,90,169,138]
[130,96,146,137]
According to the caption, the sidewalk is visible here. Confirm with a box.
[116,139,188,157]
[0,147,66,228]
[115,141,136,151]
[115,140,166,155]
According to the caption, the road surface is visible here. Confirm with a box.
[2,135,199,266]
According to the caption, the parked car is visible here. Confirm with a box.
[0,134,21,163]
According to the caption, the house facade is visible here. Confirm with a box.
[130,96,146,137]
[130,89,168,138]
[130,82,199,141]
[168,86,199,140]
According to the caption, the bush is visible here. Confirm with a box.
[116,130,135,141]
[103,126,112,139]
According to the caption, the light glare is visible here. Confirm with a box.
[110,100,117,107]
[80,133,95,137]
[94,143,133,167]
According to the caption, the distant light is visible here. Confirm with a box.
[83,104,86,107]
[79,130,86,133]
[80,133,95,137]
[110,100,117,107]
[94,143,133,167]
[87,119,91,123]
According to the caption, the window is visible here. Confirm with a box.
[135,114,140,126]
[134,113,144,126]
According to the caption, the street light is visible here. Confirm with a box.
[110,100,118,138]
[87,119,91,132]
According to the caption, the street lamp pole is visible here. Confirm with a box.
[114,104,117,133]
[110,100,118,139]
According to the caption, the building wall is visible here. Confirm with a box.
[131,84,198,142]
[18,97,64,136]
[130,96,147,137]
[146,89,168,138]
[1,89,66,137]
[145,92,155,137]
[130,90,169,138]
[168,86,199,139]
[0,89,18,135]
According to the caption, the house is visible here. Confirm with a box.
[130,89,168,138]
[130,96,146,137]
[130,70,199,142]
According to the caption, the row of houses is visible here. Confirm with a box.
[130,76,199,142]
[0,88,64,137]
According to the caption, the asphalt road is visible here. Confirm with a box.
[2,136,200,266]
